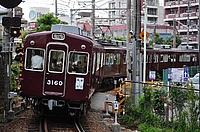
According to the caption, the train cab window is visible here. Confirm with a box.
[68,52,88,74]
[25,48,44,71]
[48,50,64,72]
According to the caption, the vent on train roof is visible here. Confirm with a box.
[178,45,194,50]
[153,44,171,49]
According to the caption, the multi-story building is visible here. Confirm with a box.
[164,0,199,49]
[107,0,173,39]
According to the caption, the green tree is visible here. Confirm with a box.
[164,35,182,47]
[36,13,68,32]
[148,33,164,47]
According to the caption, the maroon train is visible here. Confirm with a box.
[20,29,127,117]
[142,47,199,80]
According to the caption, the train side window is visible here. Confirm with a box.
[48,50,64,72]
[179,55,184,62]
[68,51,89,74]
[101,53,104,67]
[171,54,176,62]
[115,53,120,65]
[149,54,152,63]
[92,53,96,74]
[163,54,168,62]
[25,48,44,71]
[192,54,197,62]
[96,53,100,71]
[154,54,158,63]
[123,54,126,64]
[105,53,109,65]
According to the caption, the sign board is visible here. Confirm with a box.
[149,71,156,80]
[139,29,149,41]
[168,68,188,83]
[14,38,22,43]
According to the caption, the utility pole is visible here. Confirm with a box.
[187,0,190,46]
[55,0,58,16]
[173,19,176,48]
[126,0,131,80]
[198,0,200,126]
[91,0,95,38]
[154,22,156,45]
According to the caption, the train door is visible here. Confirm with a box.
[43,43,67,96]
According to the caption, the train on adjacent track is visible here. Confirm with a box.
[19,25,199,117]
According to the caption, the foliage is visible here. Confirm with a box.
[120,84,200,131]
[164,35,182,47]
[22,31,29,43]
[11,62,20,94]
[114,36,126,42]
[148,33,164,46]
[148,33,182,47]
[36,13,68,32]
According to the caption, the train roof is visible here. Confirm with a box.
[26,30,94,43]
[142,47,199,53]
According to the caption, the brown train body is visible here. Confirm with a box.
[20,30,127,117]
[141,48,199,80]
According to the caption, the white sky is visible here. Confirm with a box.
[18,0,110,20]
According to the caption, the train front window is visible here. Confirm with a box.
[48,50,65,73]
[25,48,45,71]
[68,52,88,74]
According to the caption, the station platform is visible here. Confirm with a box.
[91,91,116,111]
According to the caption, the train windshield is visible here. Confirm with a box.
[25,48,45,71]
[68,52,88,74]
[48,50,65,73]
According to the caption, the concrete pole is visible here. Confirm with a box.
[187,0,190,46]
[173,19,176,48]
[55,0,58,16]
[143,0,147,83]
[126,0,131,80]
[154,22,156,46]
[91,0,95,38]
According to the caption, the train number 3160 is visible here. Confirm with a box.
[47,80,63,86]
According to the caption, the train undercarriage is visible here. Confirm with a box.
[31,98,90,118]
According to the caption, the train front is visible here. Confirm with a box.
[20,31,94,117]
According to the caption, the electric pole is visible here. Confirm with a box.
[91,0,95,38]
[55,0,58,16]
[173,19,176,48]
[126,0,131,80]
[187,0,190,46]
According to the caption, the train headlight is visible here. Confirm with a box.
[81,44,86,50]
[30,40,35,45]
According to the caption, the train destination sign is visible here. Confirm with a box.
[168,68,188,83]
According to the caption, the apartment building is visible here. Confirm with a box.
[164,0,199,49]
[108,0,173,38]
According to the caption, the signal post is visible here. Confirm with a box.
[0,0,22,121]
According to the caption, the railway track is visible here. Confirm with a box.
[42,116,91,132]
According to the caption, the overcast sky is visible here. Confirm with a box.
[18,0,110,20]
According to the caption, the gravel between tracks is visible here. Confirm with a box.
[0,108,133,132]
